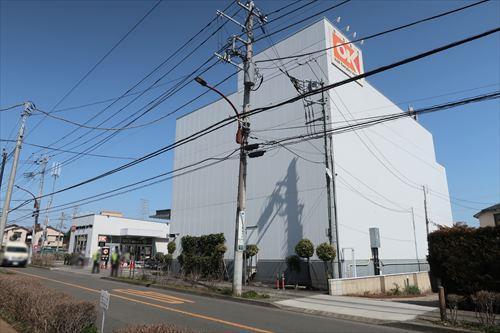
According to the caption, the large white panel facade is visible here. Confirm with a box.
[171,19,452,270]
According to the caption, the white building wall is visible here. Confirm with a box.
[68,214,170,258]
[171,19,452,264]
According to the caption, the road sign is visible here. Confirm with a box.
[99,290,110,310]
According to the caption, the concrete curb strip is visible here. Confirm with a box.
[384,321,477,333]
[101,276,279,309]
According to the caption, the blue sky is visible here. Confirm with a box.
[1,0,499,228]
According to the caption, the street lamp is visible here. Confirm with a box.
[14,185,39,262]
[194,76,265,296]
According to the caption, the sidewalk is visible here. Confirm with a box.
[275,294,436,323]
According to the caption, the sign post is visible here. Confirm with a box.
[99,289,110,333]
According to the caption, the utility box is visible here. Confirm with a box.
[369,227,380,249]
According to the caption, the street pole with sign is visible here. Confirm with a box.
[99,289,110,333]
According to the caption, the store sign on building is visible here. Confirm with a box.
[98,235,108,247]
[331,27,364,84]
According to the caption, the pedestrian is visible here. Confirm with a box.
[91,248,101,274]
[78,250,85,267]
[110,247,120,277]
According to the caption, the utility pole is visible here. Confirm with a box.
[42,161,60,246]
[286,76,342,278]
[423,185,429,236]
[216,1,266,296]
[0,149,7,193]
[0,102,35,246]
[35,156,49,250]
[410,207,421,271]
[56,212,65,253]
[320,83,342,278]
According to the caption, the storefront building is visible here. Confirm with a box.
[68,212,170,262]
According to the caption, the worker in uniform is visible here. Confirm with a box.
[91,248,101,274]
[110,247,120,277]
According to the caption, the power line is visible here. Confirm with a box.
[255,0,490,63]
[0,103,24,112]
[15,28,499,204]
[26,1,237,156]
[27,0,164,135]
[10,148,239,221]
[0,139,136,160]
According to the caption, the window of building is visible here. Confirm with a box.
[494,213,500,227]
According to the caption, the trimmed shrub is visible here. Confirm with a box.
[114,323,195,333]
[32,253,55,267]
[167,242,176,255]
[427,225,500,296]
[245,245,259,258]
[179,233,226,281]
[286,255,301,273]
[0,273,96,333]
[316,242,336,280]
[316,243,336,262]
[295,239,314,260]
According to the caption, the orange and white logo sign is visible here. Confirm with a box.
[331,28,363,79]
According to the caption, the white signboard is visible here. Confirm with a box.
[237,211,245,250]
[100,290,110,310]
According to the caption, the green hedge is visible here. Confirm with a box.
[178,233,226,280]
[428,225,500,295]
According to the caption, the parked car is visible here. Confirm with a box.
[0,241,29,267]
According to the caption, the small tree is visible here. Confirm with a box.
[286,255,301,289]
[244,244,259,283]
[295,239,314,260]
[295,239,314,287]
[167,241,176,255]
[316,242,336,280]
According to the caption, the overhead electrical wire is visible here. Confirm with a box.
[0,139,136,160]
[27,0,164,136]
[9,148,239,222]
[9,27,499,210]
[255,0,490,63]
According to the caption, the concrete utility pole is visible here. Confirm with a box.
[56,212,65,253]
[42,161,60,246]
[410,207,421,271]
[0,149,7,193]
[287,76,342,278]
[14,185,38,263]
[35,156,49,249]
[216,1,266,296]
[321,84,342,279]
[0,102,35,246]
[423,185,430,236]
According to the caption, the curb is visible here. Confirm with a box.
[384,321,476,333]
[272,304,389,324]
[101,276,279,309]
[28,264,54,270]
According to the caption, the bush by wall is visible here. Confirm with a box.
[32,253,55,267]
[428,225,500,296]
[178,233,226,281]
[0,273,96,333]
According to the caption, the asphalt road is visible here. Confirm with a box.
[8,267,418,333]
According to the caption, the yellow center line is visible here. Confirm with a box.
[114,288,195,304]
[8,269,273,333]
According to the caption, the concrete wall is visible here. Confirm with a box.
[171,19,452,275]
[329,271,431,296]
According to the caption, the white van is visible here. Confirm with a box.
[0,241,29,267]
